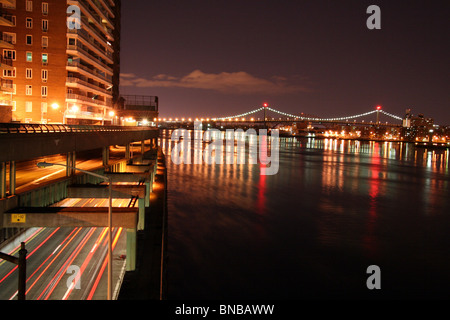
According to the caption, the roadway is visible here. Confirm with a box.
[0,198,131,300]
[6,145,144,194]
[0,144,146,300]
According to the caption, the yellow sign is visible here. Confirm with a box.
[11,214,26,223]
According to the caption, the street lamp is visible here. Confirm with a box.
[36,162,113,300]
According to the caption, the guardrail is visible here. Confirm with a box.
[0,123,157,134]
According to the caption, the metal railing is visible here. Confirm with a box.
[0,123,157,134]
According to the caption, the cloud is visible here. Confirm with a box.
[120,70,310,95]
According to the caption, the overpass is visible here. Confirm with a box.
[0,123,160,274]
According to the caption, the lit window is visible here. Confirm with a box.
[26,101,33,113]
[26,52,32,62]
[42,53,48,64]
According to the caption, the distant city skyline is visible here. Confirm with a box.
[119,1,450,124]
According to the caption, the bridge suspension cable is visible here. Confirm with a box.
[212,107,265,121]
[212,106,403,122]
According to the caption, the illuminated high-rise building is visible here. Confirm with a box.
[0,0,121,124]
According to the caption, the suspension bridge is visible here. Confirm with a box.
[158,105,405,128]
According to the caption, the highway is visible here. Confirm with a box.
[0,198,131,300]
[0,144,146,300]
[9,145,142,193]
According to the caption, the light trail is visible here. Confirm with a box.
[0,228,60,286]
[87,227,123,300]
[23,228,82,296]
[36,228,97,300]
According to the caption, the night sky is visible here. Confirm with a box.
[119,0,449,124]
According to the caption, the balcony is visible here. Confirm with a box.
[0,79,14,93]
[68,28,113,63]
[66,60,113,84]
[86,0,114,29]
[0,35,14,49]
[0,0,16,7]
[66,93,111,107]
[0,56,14,70]
[66,76,113,96]
[69,0,114,41]
[67,44,113,75]
[0,13,14,27]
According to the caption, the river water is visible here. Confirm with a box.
[161,130,450,299]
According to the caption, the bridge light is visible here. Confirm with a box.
[182,118,185,121]
[263,103,268,108]
[376,105,382,110]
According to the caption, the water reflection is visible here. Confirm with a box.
[164,131,450,299]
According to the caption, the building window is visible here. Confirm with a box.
[26,35,32,45]
[26,0,32,12]
[3,49,16,60]
[41,86,48,97]
[42,19,48,32]
[3,32,16,44]
[26,17,32,28]
[42,36,48,48]
[26,101,33,113]
[3,68,16,78]
[26,68,32,79]
[42,2,48,15]
[41,69,48,82]
[26,52,32,62]
[42,53,48,65]
[26,85,32,96]
[41,102,47,113]
[11,101,17,112]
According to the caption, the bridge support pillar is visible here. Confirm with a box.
[0,162,6,199]
[141,140,146,155]
[102,146,110,167]
[145,181,151,207]
[125,144,131,160]
[138,198,145,231]
[126,228,137,271]
[66,152,76,176]
[9,161,16,196]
